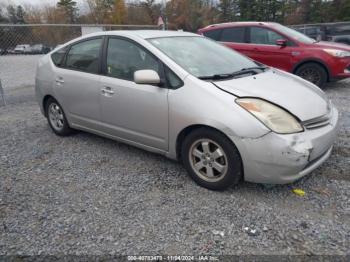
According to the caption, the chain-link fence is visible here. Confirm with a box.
[0,24,158,106]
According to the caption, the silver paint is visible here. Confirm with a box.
[35,30,339,184]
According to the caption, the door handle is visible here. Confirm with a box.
[101,87,115,95]
[55,77,64,84]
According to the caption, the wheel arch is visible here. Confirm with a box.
[292,59,330,82]
[42,95,55,117]
[175,124,242,162]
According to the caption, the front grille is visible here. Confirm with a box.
[302,100,333,130]
[303,114,330,129]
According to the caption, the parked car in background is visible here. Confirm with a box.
[198,22,350,87]
[291,22,350,45]
[6,48,15,54]
[14,44,31,54]
[36,30,338,190]
[293,25,323,41]
[30,44,51,54]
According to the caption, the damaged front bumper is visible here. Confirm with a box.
[232,107,339,184]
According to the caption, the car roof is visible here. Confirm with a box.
[199,21,280,31]
[83,30,198,39]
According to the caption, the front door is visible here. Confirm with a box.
[99,37,169,151]
[245,26,295,72]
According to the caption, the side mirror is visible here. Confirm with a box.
[276,39,287,47]
[134,70,161,85]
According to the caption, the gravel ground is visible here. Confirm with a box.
[0,55,42,90]
[0,57,349,256]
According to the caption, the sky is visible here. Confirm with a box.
[1,0,89,11]
[2,0,85,5]
[0,0,167,13]
[1,0,166,7]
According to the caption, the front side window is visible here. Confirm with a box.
[249,27,284,45]
[272,23,315,44]
[106,38,160,81]
[220,27,245,43]
[65,38,102,73]
[148,36,258,78]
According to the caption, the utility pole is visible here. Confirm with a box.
[162,0,167,30]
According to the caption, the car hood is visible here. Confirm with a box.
[213,69,329,121]
[312,41,350,51]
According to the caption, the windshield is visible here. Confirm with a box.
[148,36,258,78]
[272,24,316,44]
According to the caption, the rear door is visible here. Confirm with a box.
[218,27,251,56]
[245,26,295,71]
[53,37,103,129]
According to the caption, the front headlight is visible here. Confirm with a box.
[323,49,350,58]
[236,98,303,134]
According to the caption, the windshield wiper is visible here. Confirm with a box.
[230,66,268,78]
[198,73,233,80]
[198,66,268,81]
[236,66,268,72]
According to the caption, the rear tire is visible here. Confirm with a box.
[295,62,327,88]
[45,98,73,136]
[181,128,242,190]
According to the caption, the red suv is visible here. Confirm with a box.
[198,22,350,87]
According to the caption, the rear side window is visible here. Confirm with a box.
[51,46,68,67]
[203,29,222,41]
[65,38,102,74]
[220,27,245,43]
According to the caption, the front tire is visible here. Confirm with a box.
[45,98,73,136]
[181,128,242,190]
[295,62,327,88]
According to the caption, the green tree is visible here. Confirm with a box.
[238,0,254,20]
[7,5,17,23]
[218,0,239,22]
[0,7,9,23]
[331,0,350,21]
[16,5,26,24]
[57,0,78,23]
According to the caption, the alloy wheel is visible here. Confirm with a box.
[189,138,228,182]
[48,103,65,131]
[298,67,321,85]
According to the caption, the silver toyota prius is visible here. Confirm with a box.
[35,30,339,190]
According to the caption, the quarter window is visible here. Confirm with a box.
[249,27,284,45]
[165,66,183,89]
[65,38,102,73]
[51,46,69,67]
[220,27,245,43]
[106,38,160,81]
[203,29,222,41]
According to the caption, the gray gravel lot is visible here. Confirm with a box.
[0,55,349,256]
